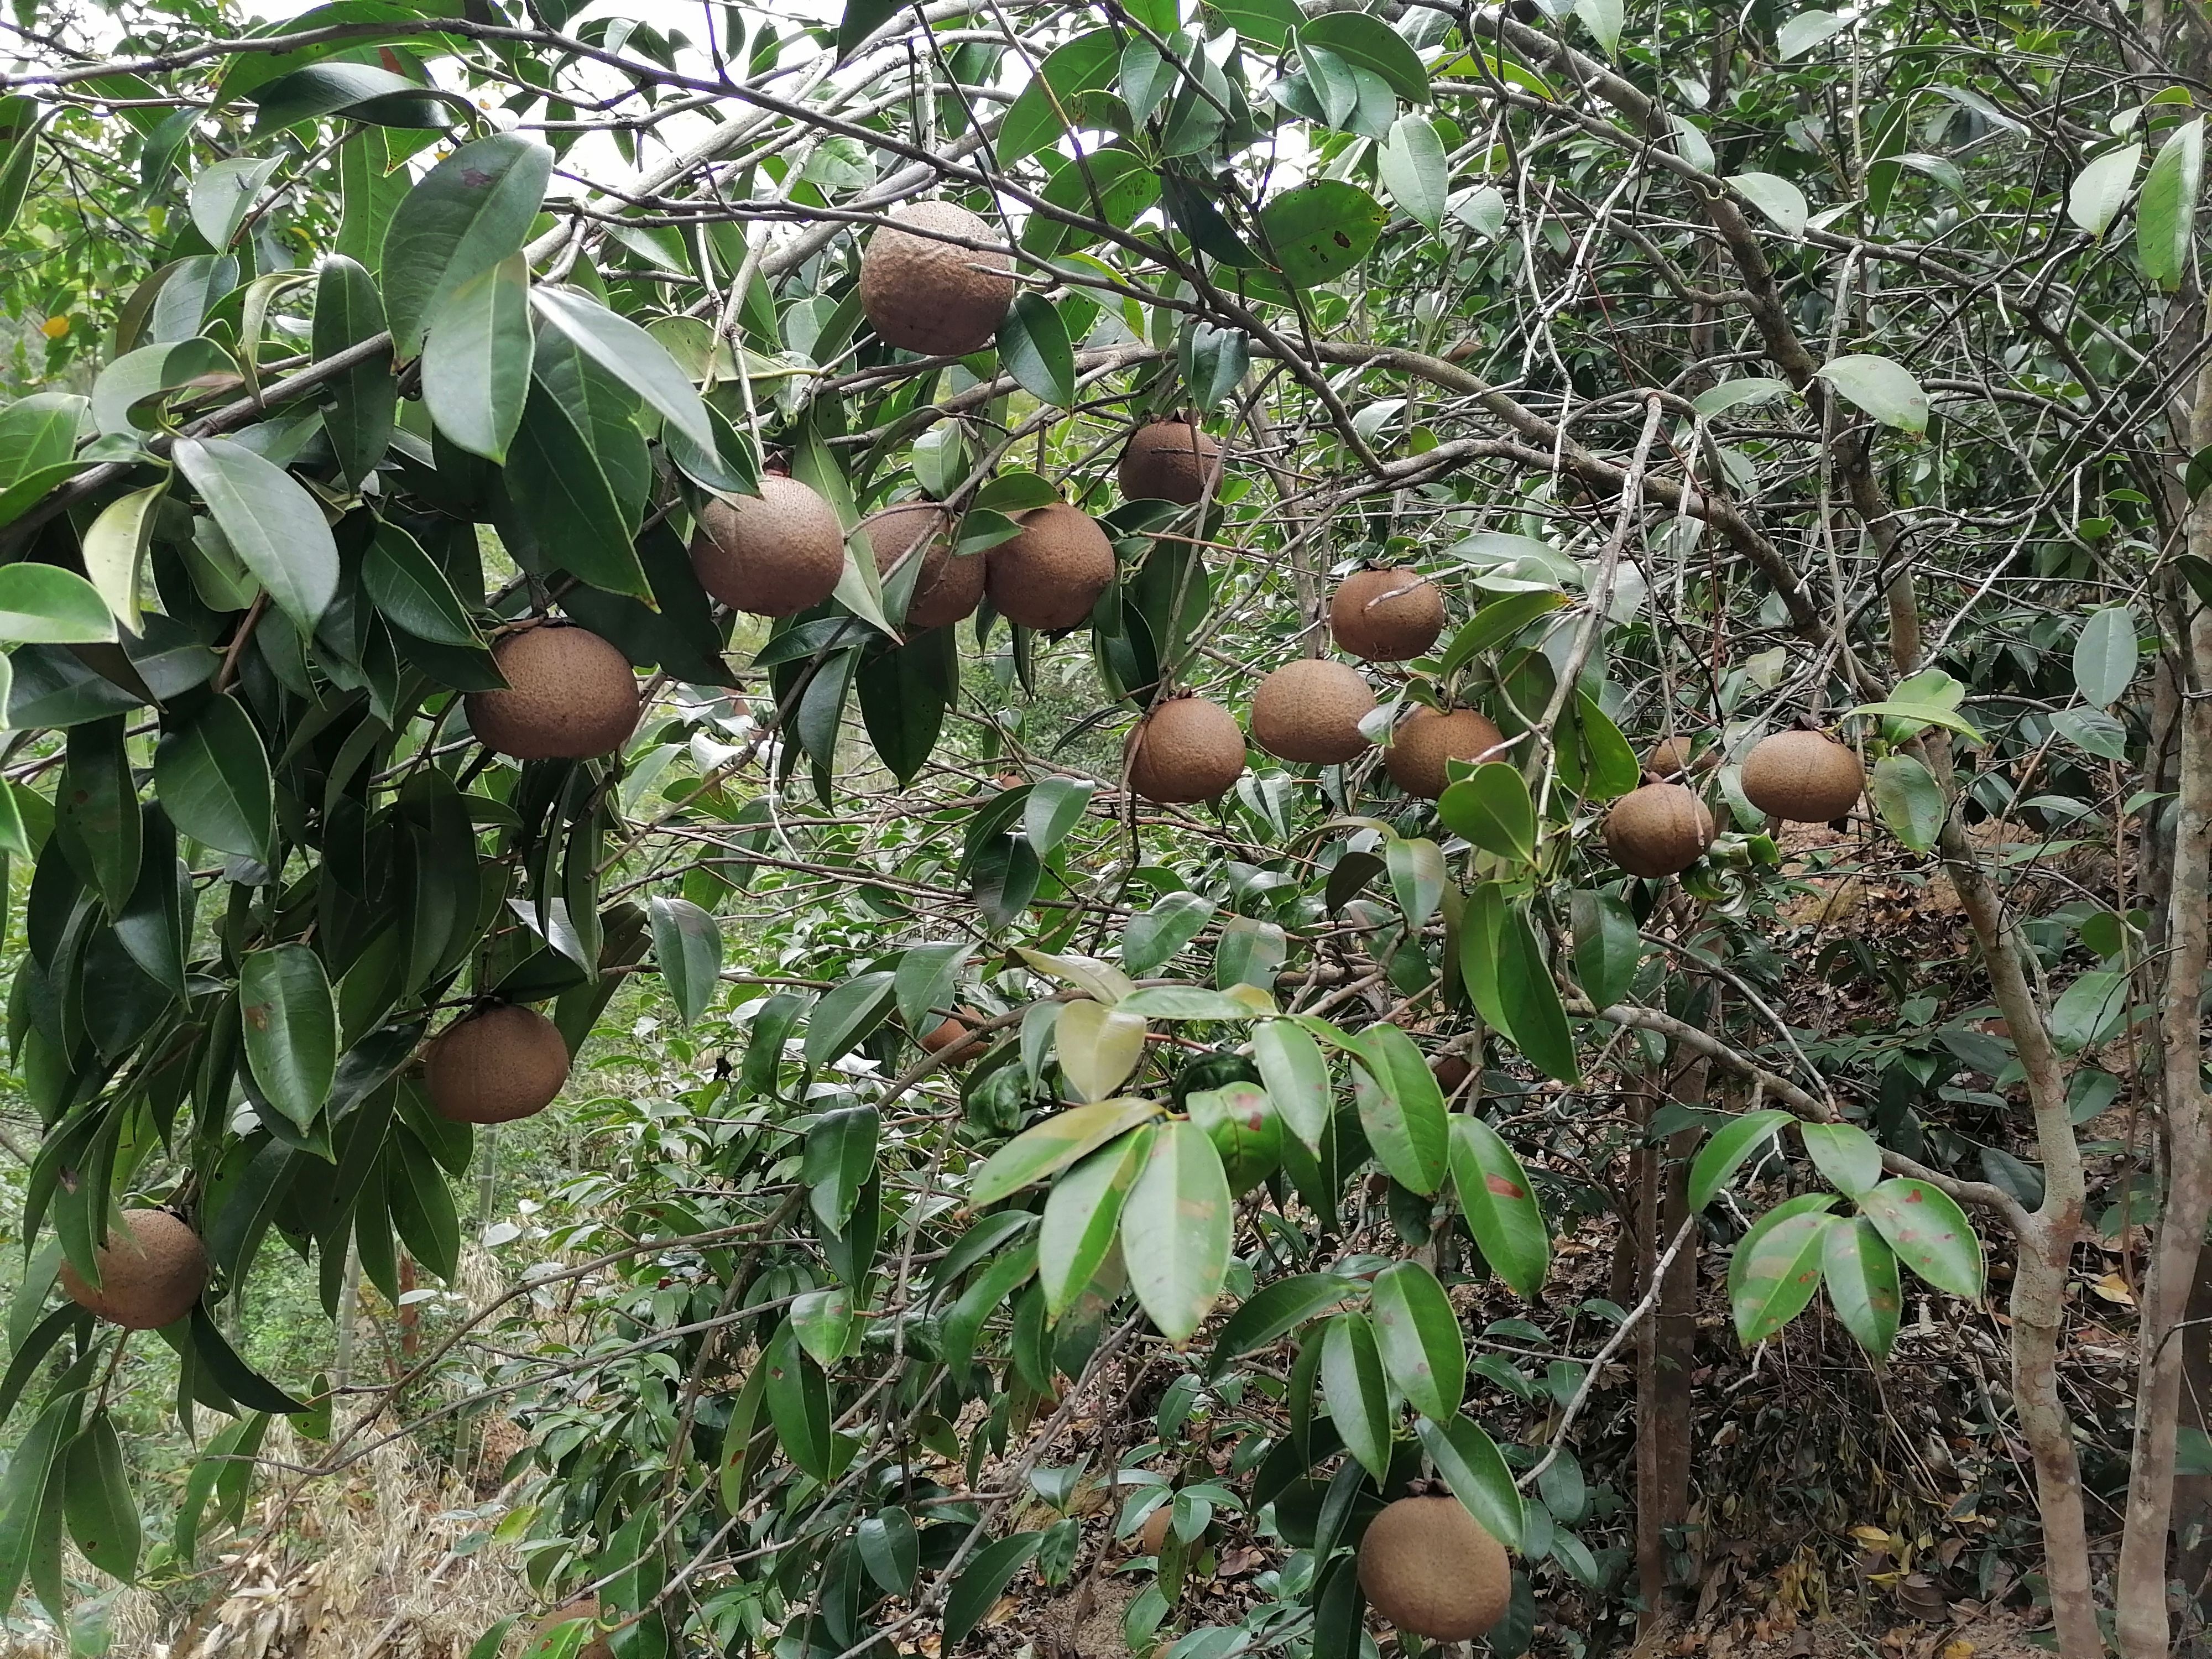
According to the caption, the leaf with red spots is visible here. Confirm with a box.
[1859,1177,1984,1300]
[1369,1260,1465,1422]
[1449,1115,1550,1297]
[1731,1207,1839,1345]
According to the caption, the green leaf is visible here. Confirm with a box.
[761,1321,834,1481]
[942,1533,1045,1646]
[1024,776,1094,857]
[63,1411,138,1582]
[1495,906,1577,1084]
[1214,0,1302,48]
[2139,116,2204,289]
[0,1390,81,1611]
[1730,1208,1837,1344]
[251,61,469,132]
[312,252,395,487]
[894,941,971,1033]
[1121,1120,1233,1344]
[1259,181,1388,287]
[1380,114,1447,232]
[1319,1313,1391,1478]
[1571,0,1624,54]
[530,285,716,455]
[363,521,476,646]
[1386,835,1445,935]
[154,693,275,865]
[1867,754,1946,851]
[0,99,44,241]
[422,252,532,464]
[998,293,1076,406]
[60,717,140,915]
[0,565,116,645]
[1056,997,1149,1101]
[1187,1082,1281,1193]
[1348,1024,1449,1194]
[971,1097,1162,1207]
[1822,1216,1902,1360]
[1115,985,1262,1021]
[1568,889,1638,1010]
[1815,353,1928,435]
[2073,606,2138,708]
[172,436,340,634]
[1448,1115,1550,1298]
[1299,11,1430,101]
[1122,891,1215,977]
[80,483,165,632]
[1728,171,1808,237]
[1253,1018,1331,1154]
[803,971,896,1068]
[1798,1120,1883,1199]
[788,1287,854,1366]
[2051,967,2130,1052]
[189,156,282,250]
[502,387,653,601]
[2068,143,2142,237]
[1856,1178,1983,1300]
[239,945,339,1133]
[1206,1272,1353,1375]
[1688,1108,1793,1213]
[648,895,721,1027]
[379,132,552,355]
[1776,9,1849,54]
[998,30,1120,167]
[857,1507,919,1595]
[1416,1416,1525,1550]
[1437,761,1536,864]
[1369,1261,1465,1421]
[1039,1126,1151,1318]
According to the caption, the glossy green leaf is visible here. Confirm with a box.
[0,565,116,645]
[1416,1415,1525,1550]
[1495,905,1578,1084]
[1369,1260,1464,1421]
[1348,1024,1449,1194]
[530,284,716,455]
[189,155,281,250]
[1206,1272,1353,1376]
[422,252,531,463]
[1822,1215,1902,1360]
[1568,889,1638,1010]
[998,30,1120,166]
[1186,1082,1280,1193]
[502,387,654,601]
[1258,181,1387,287]
[2139,115,2203,289]
[2067,142,2141,237]
[998,292,1076,406]
[1731,1208,1837,1344]
[1122,891,1215,977]
[239,944,339,1132]
[1437,761,1536,864]
[1857,1177,1984,1300]
[761,1321,834,1481]
[362,521,476,646]
[311,252,395,486]
[894,941,971,1033]
[1798,1120,1883,1199]
[1024,776,1095,857]
[648,895,721,1027]
[380,132,553,354]
[942,1533,1045,1646]
[1120,1120,1232,1344]
[1448,1115,1550,1298]
[1056,997,1149,1102]
[1300,11,1430,100]
[788,1287,854,1366]
[1039,1126,1151,1318]
[1688,1108,1793,1213]
[1815,353,1928,435]
[154,694,275,865]
[1379,114,1447,231]
[971,1097,1162,1207]
[2073,606,2138,708]
[1318,1313,1391,1478]
[62,1412,137,1582]
[1253,1018,1331,1154]
[1385,834,1444,935]
[172,436,339,633]
[1868,754,1945,851]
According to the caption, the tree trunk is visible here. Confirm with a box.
[1636,1049,1708,1627]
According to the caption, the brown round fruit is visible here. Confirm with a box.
[1357,1494,1511,1642]
[688,475,846,618]
[986,503,1116,632]
[1741,729,1865,823]
[863,502,985,632]
[1331,567,1447,662]
[1140,1504,1176,1555]
[59,1209,208,1331]
[1128,696,1247,804]
[1385,706,1505,800]
[1646,735,1703,780]
[858,200,1014,358]
[424,1004,573,1125]
[1249,659,1375,765]
[919,1011,980,1060]
[525,1600,613,1659]
[1119,420,1223,505]
[1603,782,1717,879]
[466,625,640,761]
[1431,1052,1472,1095]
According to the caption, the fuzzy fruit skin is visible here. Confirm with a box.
[1357,1495,1510,1641]
[858,201,1014,357]
[1603,782,1717,878]
[1250,659,1375,764]
[689,475,846,617]
[1128,697,1247,804]
[1741,729,1865,822]
[863,502,984,632]
[1331,567,1448,662]
[1119,421,1222,505]
[425,1004,573,1125]
[526,1599,614,1659]
[987,503,1117,630]
[1386,707,1505,799]
[466,626,640,761]
[1140,1504,1176,1555]
[919,1013,979,1060]
[1646,735,1699,779]
[59,1209,208,1331]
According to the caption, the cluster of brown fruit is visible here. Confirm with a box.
[1128,564,1511,808]
[1601,724,1866,879]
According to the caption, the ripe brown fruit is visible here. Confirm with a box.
[1128,696,1246,804]
[919,1011,981,1061]
[1140,1503,1176,1555]
[59,1209,208,1331]
[863,502,984,632]
[1431,1052,1472,1095]
[525,1600,613,1659]
[1385,707,1505,800]
[688,475,846,618]
[987,503,1115,631]
[1741,729,1865,823]
[1119,420,1223,505]
[466,625,640,761]
[858,200,1014,358]
[424,1004,572,1125]
[1357,1493,1511,1641]
[1250,659,1375,765]
[1603,782,1717,879]
[1330,568,1447,662]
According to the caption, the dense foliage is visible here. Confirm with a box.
[0,0,2206,1653]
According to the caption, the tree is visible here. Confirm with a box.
[0,0,2204,1653]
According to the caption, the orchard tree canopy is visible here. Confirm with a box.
[0,0,2206,1654]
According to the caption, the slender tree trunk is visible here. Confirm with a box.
[1636,1050,1705,1629]
[333,1243,360,1394]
